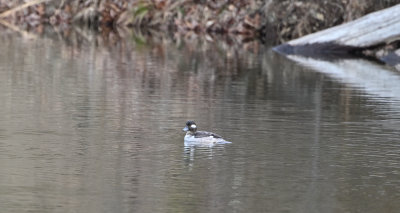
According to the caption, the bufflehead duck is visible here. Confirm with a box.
[182,121,231,144]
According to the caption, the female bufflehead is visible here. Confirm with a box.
[182,121,230,144]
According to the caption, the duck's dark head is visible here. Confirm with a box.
[183,120,197,132]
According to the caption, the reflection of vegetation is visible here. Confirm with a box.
[131,33,147,46]
[0,25,261,82]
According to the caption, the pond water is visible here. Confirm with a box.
[0,31,400,213]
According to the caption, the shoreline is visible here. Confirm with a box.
[1,1,399,42]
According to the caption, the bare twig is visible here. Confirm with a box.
[0,0,53,18]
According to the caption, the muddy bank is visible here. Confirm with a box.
[1,0,400,43]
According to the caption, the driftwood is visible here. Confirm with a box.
[274,4,400,55]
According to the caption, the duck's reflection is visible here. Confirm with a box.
[183,141,232,169]
[183,142,215,169]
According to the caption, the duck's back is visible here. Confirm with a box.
[194,131,222,138]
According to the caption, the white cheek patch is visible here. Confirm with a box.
[191,124,197,129]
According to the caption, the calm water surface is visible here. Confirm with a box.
[0,33,400,213]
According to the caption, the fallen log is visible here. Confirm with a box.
[274,4,400,56]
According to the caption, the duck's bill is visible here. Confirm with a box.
[182,126,189,131]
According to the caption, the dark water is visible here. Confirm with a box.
[0,32,400,213]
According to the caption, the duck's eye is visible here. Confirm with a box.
[191,124,196,129]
